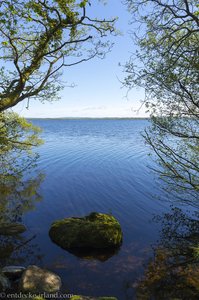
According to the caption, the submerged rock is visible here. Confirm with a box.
[19,265,61,293]
[2,266,25,279]
[0,223,26,235]
[49,212,122,249]
[0,273,11,291]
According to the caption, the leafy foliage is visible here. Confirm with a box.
[0,112,43,175]
[124,0,199,203]
[0,0,116,111]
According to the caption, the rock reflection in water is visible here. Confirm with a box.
[67,246,121,262]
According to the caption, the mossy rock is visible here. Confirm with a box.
[49,212,122,249]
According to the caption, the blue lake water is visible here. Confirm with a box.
[1,119,176,299]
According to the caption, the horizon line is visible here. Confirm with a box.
[27,116,150,120]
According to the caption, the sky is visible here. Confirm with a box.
[13,0,147,119]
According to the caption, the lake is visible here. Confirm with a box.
[1,119,176,299]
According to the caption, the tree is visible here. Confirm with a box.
[0,1,116,187]
[0,111,43,174]
[124,0,199,203]
[0,0,116,112]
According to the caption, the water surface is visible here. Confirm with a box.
[1,119,174,299]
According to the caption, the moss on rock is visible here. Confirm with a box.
[49,212,122,249]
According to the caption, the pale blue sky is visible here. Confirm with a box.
[13,0,147,118]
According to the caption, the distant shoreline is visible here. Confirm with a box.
[28,117,150,120]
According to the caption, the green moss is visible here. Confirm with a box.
[49,212,122,249]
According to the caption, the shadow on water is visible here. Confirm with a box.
[0,153,45,268]
[135,207,199,300]
[0,234,43,268]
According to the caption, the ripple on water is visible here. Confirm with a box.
[19,119,170,300]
